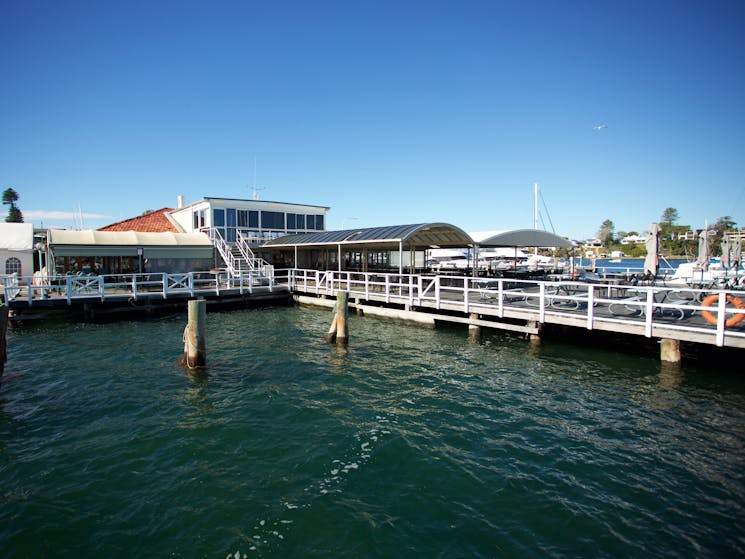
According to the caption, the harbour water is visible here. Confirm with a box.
[1,306,744,558]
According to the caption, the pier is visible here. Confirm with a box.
[3,268,744,358]
[1,271,291,319]
[275,269,745,351]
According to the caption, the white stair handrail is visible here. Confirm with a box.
[212,228,237,276]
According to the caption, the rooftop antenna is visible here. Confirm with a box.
[250,157,266,200]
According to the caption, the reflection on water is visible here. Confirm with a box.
[0,306,744,558]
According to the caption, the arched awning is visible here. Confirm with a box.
[264,223,473,249]
[477,229,572,248]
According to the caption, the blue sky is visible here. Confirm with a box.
[1,0,744,240]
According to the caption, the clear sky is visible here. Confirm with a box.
[2,0,744,240]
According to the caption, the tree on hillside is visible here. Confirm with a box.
[597,219,615,247]
[713,215,737,234]
[660,207,679,226]
[2,187,24,223]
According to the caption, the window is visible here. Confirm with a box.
[226,208,237,242]
[261,211,285,230]
[306,214,324,230]
[193,209,206,230]
[287,213,306,230]
[212,209,225,226]
[5,257,21,276]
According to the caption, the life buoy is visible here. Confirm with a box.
[701,294,745,327]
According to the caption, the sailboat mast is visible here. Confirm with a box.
[533,182,539,256]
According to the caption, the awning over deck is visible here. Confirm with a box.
[48,229,213,258]
[264,223,473,249]
[476,229,572,248]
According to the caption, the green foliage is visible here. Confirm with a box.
[661,207,679,226]
[2,187,23,222]
[5,206,23,223]
[597,219,615,247]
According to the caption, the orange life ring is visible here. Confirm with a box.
[701,294,745,327]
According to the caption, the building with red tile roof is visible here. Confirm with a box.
[98,208,181,233]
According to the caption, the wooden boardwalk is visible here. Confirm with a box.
[277,269,745,350]
[2,271,291,319]
[3,268,745,350]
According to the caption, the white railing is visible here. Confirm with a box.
[235,230,270,271]
[3,270,281,306]
[0,273,20,301]
[211,228,238,276]
[275,268,745,348]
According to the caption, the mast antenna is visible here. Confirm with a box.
[250,157,266,200]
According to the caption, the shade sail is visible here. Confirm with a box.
[477,229,572,248]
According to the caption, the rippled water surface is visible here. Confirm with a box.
[1,307,744,558]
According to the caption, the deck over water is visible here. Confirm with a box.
[278,269,745,350]
[3,268,745,349]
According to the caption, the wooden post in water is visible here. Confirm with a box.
[0,305,8,377]
[660,338,681,364]
[468,312,481,339]
[325,292,349,345]
[182,299,207,368]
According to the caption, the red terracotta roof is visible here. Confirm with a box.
[98,208,179,233]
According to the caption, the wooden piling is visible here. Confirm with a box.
[468,312,481,339]
[182,299,207,368]
[325,292,349,345]
[0,305,8,377]
[660,338,681,364]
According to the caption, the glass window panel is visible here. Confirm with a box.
[261,211,285,229]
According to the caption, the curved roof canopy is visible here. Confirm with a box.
[264,223,473,249]
[477,229,572,248]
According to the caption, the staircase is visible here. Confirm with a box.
[211,228,273,280]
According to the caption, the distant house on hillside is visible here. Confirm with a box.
[620,233,646,245]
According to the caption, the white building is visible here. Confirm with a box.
[168,196,330,244]
[0,222,34,278]
[620,234,647,245]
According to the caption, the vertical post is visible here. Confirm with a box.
[325,292,349,345]
[0,305,9,378]
[660,338,681,364]
[468,312,481,340]
[182,299,207,368]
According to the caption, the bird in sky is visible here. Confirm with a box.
[592,124,608,131]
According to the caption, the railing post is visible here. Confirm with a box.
[66,277,73,304]
[435,276,441,310]
[538,283,546,323]
[463,277,470,313]
[132,274,137,300]
[497,280,504,318]
[716,290,727,347]
[644,289,655,337]
[586,285,595,330]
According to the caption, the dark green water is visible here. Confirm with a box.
[1,307,744,558]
